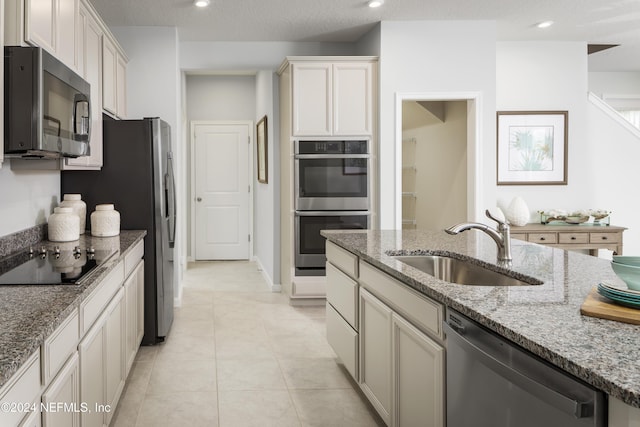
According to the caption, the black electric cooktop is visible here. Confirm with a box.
[0,246,116,285]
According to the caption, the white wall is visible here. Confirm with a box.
[587,100,640,255]
[254,71,280,287]
[589,72,640,97]
[356,23,381,56]
[377,21,497,228]
[180,42,355,71]
[402,101,467,230]
[496,42,592,220]
[0,165,59,237]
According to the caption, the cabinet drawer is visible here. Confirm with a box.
[124,239,144,278]
[590,232,620,244]
[80,261,124,334]
[527,233,557,244]
[326,303,358,381]
[359,261,443,340]
[558,233,589,244]
[326,241,358,279]
[43,309,79,385]
[0,351,41,427]
[326,262,358,329]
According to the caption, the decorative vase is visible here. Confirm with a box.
[506,197,530,226]
[48,207,80,242]
[489,206,506,223]
[60,194,87,235]
[91,204,121,237]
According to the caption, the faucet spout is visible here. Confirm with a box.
[445,210,513,264]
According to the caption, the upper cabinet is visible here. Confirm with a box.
[286,58,376,137]
[63,0,103,169]
[102,34,127,119]
[6,0,79,72]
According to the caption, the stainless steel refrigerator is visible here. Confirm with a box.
[62,116,176,345]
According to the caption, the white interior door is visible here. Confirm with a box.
[194,123,250,260]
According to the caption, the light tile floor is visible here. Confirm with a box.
[111,261,384,427]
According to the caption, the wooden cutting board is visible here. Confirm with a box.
[581,287,640,325]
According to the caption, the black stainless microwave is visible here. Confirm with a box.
[4,46,91,158]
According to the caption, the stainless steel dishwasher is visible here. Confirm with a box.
[444,309,606,427]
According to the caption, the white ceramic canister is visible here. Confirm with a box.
[48,207,80,242]
[91,204,121,237]
[60,194,87,234]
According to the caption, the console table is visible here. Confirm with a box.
[510,223,626,256]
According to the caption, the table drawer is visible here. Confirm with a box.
[590,232,620,244]
[559,233,589,244]
[527,233,557,244]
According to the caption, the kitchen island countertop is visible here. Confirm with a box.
[321,229,640,408]
[0,230,146,389]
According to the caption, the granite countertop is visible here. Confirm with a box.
[321,229,640,408]
[0,230,146,390]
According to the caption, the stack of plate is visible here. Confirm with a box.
[598,283,640,309]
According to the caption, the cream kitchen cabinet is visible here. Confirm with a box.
[41,352,80,427]
[359,258,445,427]
[0,351,41,427]
[79,287,125,427]
[124,260,144,374]
[102,34,127,119]
[290,59,374,137]
[63,0,103,170]
[5,0,78,71]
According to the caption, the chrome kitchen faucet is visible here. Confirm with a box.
[445,210,512,266]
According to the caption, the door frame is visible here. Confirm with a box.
[189,120,254,261]
[395,92,483,228]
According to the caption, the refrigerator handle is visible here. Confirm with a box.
[166,152,177,248]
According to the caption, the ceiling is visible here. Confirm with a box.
[89,0,640,72]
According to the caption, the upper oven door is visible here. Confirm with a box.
[294,140,370,211]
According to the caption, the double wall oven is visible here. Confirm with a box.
[294,140,370,275]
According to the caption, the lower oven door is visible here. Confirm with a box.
[295,211,369,269]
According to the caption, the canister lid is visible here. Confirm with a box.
[96,204,115,211]
[53,207,74,214]
[63,194,82,201]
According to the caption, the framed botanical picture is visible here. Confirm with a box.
[256,115,268,183]
[497,111,568,185]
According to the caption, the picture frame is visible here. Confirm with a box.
[256,115,268,184]
[497,111,568,185]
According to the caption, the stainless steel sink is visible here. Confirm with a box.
[394,255,541,286]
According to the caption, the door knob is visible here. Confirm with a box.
[196,197,202,202]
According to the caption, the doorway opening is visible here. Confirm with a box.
[395,92,482,229]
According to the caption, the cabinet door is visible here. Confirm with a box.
[79,316,105,427]
[25,0,56,52]
[124,261,143,374]
[116,54,127,118]
[102,36,117,115]
[104,289,125,425]
[135,261,145,346]
[56,0,77,70]
[359,288,392,425]
[41,352,80,427]
[65,4,103,169]
[292,63,332,136]
[392,314,444,427]
[333,62,373,136]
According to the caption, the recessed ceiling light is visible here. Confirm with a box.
[194,0,210,7]
[536,21,554,29]
[368,0,384,8]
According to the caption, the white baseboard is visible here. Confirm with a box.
[253,256,281,292]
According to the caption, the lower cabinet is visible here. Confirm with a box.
[79,287,125,427]
[360,287,445,427]
[392,313,444,427]
[124,260,144,373]
[359,288,393,425]
[41,352,80,427]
